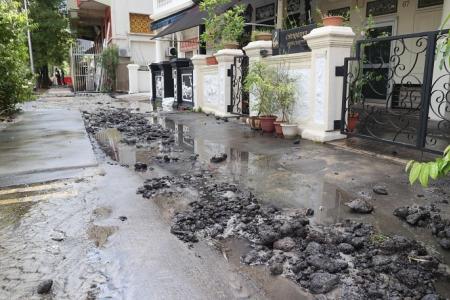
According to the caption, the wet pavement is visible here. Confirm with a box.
[1,89,450,299]
[0,109,97,187]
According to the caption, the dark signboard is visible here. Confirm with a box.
[366,0,397,17]
[272,24,316,55]
[256,4,275,21]
[418,0,443,8]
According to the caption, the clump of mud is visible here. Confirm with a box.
[138,173,448,299]
[394,204,450,250]
[82,109,174,145]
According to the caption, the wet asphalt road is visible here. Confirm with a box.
[1,89,449,299]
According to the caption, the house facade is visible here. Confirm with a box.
[146,0,449,154]
[68,0,156,92]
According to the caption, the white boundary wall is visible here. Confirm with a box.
[246,27,355,142]
[127,64,151,93]
[191,26,355,142]
[192,49,244,116]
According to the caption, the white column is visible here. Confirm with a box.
[127,64,139,94]
[303,26,355,142]
[243,41,273,117]
[155,39,168,62]
[214,49,244,116]
[191,55,208,110]
[430,3,450,121]
[442,0,450,28]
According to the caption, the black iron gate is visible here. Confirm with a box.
[179,67,193,104]
[228,55,249,115]
[341,29,450,154]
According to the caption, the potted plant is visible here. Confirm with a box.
[221,6,245,49]
[244,61,277,133]
[251,29,272,41]
[200,0,245,64]
[274,65,298,138]
[316,8,345,27]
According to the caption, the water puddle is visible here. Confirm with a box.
[87,224,118,247]
[221,238,312,300]
[92,112,450,269]
[0,202,34,230]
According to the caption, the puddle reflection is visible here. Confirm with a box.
[94,117,353,226]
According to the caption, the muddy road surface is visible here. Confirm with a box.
[1,91,450,299]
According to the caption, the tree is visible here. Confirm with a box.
[0,0,34,115]
[101,45,119,92]
[406,146,450,187]
[29,0,72,88]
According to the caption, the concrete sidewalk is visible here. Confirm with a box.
[0,109,97,187]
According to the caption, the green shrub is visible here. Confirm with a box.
[0,0,33,115]
[273,64,296,123]
[406,146,450,187]
[200,0,245,50]
[101,45,119,92]
[244,61,277,116]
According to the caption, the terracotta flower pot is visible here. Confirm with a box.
[347,112,359,132]
[255,32,272,41]
[206,56,218,65]
[259,116,277,133]
[280,123,298,139]
[274,121,285,137]
[322,16,344,27]
[223,41,239,49]
[249,116,261,130]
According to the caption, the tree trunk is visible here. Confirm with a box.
[38,65,51,89]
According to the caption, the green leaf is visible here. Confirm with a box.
[444,145,450,155]
[409,162,422,185]
[443,163,450,176]
[430,162,439,180]
[419,164,430,187]
[405,160,414,172]
[441,14,450,30]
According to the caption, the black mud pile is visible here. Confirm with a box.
[138,174,448,299]
[394,204,450,250]
[82,109,174,145]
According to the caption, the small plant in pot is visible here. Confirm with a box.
[274,64,298,138]
[275,65,298,139]
[316,8,346,27]
[221,6,245,49]
[200,0,245,63]
[251,29,272,42]
[244,61,277,133]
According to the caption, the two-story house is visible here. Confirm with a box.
[68,0,156,92]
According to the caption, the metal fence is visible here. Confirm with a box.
[341,29,450,154]
[228,55,249,115]
[70,40,106,93]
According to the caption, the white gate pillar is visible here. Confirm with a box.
[191,55,208,110]
[127,64,139,94]
[215,49,244,116]
[303,26,355,142]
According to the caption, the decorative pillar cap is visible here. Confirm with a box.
[243,41,273,58]
[215,49,244,63]
[304,26,355,49]
[127,64,140,70]
[191,54,208,66]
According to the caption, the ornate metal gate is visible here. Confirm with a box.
[228,55,249,115]
[70,39,105,92]
[341,29,450,154]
